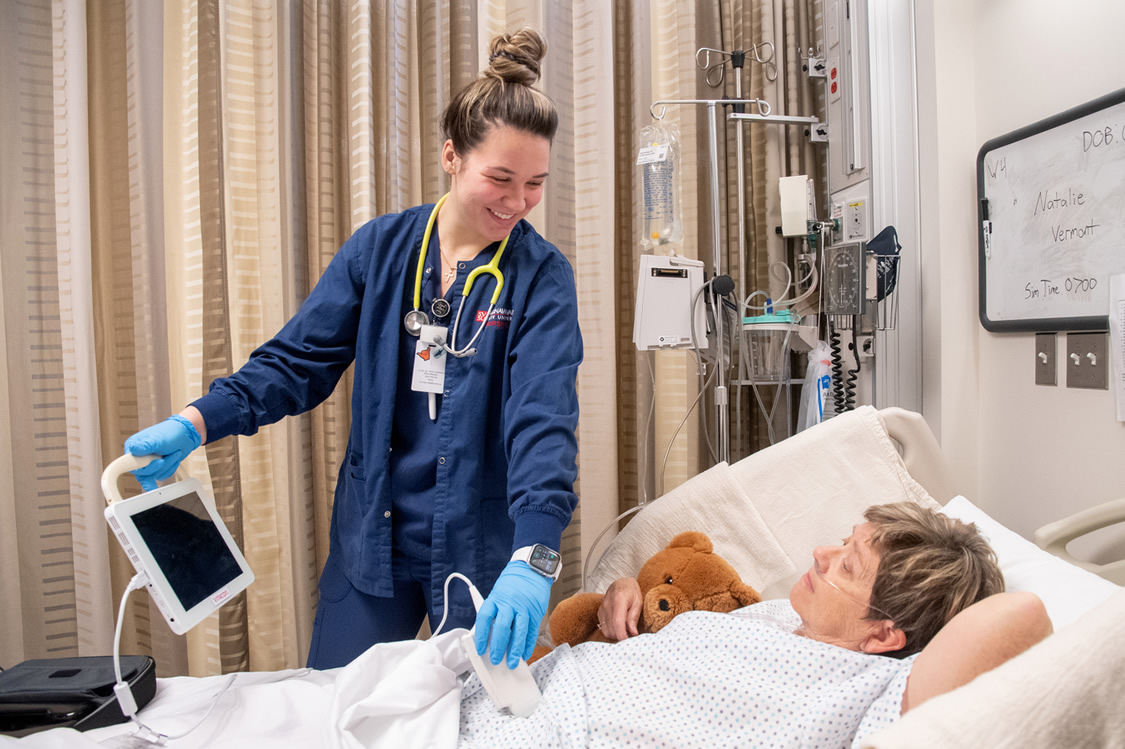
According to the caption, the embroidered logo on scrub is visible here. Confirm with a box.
[475,307,513,328]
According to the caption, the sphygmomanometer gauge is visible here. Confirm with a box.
[825,243,865,316]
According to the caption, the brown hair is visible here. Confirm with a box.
[864,502,1005,657]
[440,28,559,155]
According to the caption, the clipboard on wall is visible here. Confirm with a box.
[977,88,1125,333]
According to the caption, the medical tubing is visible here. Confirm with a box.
[769,324,796,440]
[660,364,716,496]
[112,574,237,745]
[689,280,719,464]
[738,324,773,444]
[432,572,484,636]
[740,260,818,313]
[448,299,496,358]
[813,565,895,621]
[640,354,657,506]
[581,504,648,592]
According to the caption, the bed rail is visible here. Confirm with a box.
[1034,497,1125,585]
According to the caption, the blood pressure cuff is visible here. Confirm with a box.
[0,655,156,737]
[868,225,901,301]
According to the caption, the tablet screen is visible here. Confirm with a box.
[130,490,243,611]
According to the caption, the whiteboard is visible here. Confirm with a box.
[977,88,1125,332]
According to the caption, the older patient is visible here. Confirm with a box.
[456,502,1055,746]
[595,501,1052,714]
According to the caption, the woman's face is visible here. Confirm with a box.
[789,523,901,653]
[442,125,551,246]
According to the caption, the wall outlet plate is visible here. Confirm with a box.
[1065,332,1108,390]
[1035,333,1056,386]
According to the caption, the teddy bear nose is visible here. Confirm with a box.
[659,599,670,612]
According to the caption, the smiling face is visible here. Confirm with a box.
[789,523,905,654]
[440,125,551,249]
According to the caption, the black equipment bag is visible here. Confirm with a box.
[0,655,156,737]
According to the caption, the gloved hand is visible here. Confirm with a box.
[473,560,552,669]
[124,415,202,491]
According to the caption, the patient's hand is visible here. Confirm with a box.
[598,578,643,642]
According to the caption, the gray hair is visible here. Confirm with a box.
[865,502,1005,657]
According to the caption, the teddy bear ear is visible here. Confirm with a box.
[667,531,713,554]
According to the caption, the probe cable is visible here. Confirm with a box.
[111,574,236,745]
[431,573,485,637]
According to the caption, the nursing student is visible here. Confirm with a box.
[124,29,581,671]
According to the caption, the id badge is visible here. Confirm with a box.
[411,324,447,394]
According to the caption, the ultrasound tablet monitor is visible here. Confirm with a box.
[103,471,254,636]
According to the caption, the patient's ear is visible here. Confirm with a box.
[860,621,906,654]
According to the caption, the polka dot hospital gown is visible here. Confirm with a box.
[459,600,915,748]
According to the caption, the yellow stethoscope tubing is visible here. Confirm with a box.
[411,193,447,313]
[410,193,511,357]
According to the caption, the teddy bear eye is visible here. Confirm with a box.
[665,576,674,584]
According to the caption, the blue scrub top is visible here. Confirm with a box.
[191,204,582,619]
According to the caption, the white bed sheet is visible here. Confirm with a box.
[2,628,471,749]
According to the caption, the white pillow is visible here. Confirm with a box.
[941,495,1120,630]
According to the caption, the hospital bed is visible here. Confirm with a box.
[4,406,1122,748]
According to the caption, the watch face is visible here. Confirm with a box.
[529,545,560,575]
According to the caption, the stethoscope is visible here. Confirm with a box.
[403,193,510,358]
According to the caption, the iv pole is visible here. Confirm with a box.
[648,97,766,464]
[650,62,822,464]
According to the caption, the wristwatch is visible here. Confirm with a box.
[511,544,562,581]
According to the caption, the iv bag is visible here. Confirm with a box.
[637,122,683,252]
[796,340,833,433]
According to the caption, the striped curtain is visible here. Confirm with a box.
[0,0,113,667]
[1,0,817,675]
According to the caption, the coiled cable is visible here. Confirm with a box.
[828,323,845,415]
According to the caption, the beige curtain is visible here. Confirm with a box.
[0,0,114,668]
[1,0,818,676]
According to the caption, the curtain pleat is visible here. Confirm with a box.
[647,0,705,496]
[0,0,88,666]
[89,0,189,677]
[54,0,113,657]
[301,0,351,579]
[612,0,649,517]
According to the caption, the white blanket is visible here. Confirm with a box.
[2,669,338,748]
[329,627,469,749]
[4,631,472,749]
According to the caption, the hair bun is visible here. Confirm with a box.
[486,29,547,86]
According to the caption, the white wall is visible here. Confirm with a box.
[915,0,1125,561]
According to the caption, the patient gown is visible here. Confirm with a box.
[459,599,915,749]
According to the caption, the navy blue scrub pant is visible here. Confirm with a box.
[306,550,476,669]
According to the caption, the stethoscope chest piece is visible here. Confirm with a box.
[404,309,429,337]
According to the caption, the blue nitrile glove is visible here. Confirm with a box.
[473,560,553,669]
[124,415,202,491]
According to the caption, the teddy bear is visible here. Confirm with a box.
[537,530,761,657]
